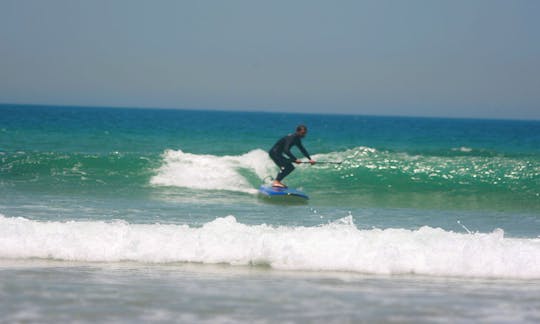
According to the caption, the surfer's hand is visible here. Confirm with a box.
[294,159,302,164]
[309,159,316,165]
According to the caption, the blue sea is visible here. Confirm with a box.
[1,104,540,322]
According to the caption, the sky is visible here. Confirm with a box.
[1,0,539,119]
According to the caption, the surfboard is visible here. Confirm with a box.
[258,185,309,200]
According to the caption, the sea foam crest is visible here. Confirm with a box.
[1,215,539,279]
[150,149,274,193]
[149,147,378,192]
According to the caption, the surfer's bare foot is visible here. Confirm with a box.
[272,181,287,188]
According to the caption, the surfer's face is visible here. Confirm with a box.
[298,129,307,138]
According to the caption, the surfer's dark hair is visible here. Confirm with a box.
[296,125,307,132]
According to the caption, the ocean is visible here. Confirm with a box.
[1,104,539,322]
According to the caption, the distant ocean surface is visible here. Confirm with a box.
[1,104,539,322]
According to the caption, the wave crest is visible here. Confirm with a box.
[1,215,539,279]
[150,149,274,193]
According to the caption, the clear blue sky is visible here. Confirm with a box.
[1,0,539,119]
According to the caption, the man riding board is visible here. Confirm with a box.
[268,125,315,188]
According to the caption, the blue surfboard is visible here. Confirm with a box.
[258,185,309,200]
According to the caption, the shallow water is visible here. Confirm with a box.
[1,260,539,323]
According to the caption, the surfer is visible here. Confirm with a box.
[269,125,315,188]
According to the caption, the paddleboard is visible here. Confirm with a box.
[258,185,309,200]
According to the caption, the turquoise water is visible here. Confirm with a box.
[1,104,540,322]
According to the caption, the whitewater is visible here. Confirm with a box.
[2,214,539,279]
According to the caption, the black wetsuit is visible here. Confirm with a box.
[269,133,311,181]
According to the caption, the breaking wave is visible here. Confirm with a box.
[1,214,539,279]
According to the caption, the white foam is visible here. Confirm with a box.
[310,146,379,170]
[150,149,275,193]
[1,215,539,279]
[149,147,381,192]
[452,146,473,153]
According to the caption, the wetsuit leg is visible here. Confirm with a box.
[276,163,294,181]
[269,153,295,181]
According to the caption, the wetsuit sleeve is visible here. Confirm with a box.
[297,141,311,160]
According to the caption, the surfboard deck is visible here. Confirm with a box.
[258,185,309,200]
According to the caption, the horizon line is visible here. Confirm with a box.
[1,102,538,122]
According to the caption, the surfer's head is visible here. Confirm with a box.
[296,125,307,138]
